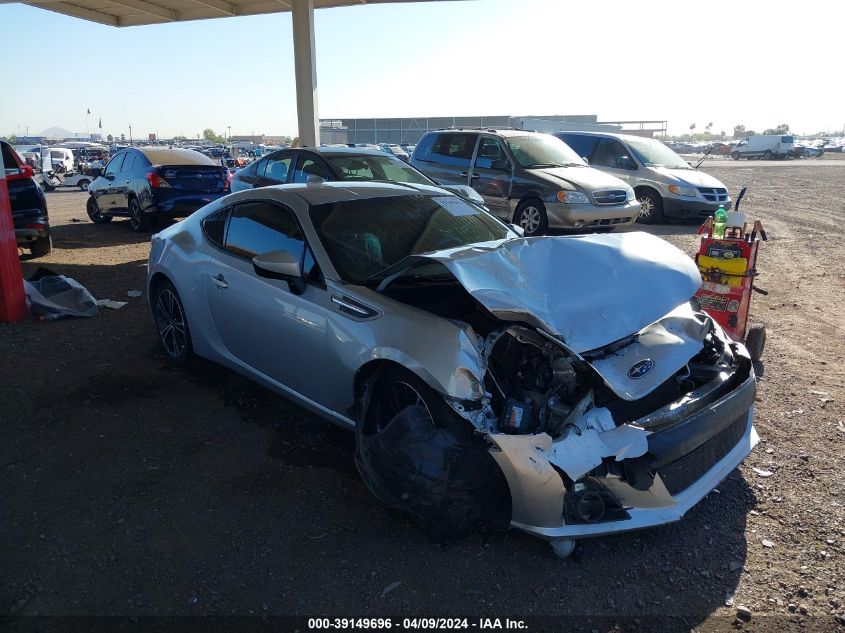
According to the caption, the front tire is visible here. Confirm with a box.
[763,150,772,160]
[29,235,53,257]
[355,365,510,541]
[636,189,664,224]
[152,279,193,368]
[513,198,548,236]
[128,197,150,233]
[78,179,90,191]
[87,196,112,224]
[731,152,740,160]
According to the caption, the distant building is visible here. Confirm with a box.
[230,134,292,146]
[319,115,667,144]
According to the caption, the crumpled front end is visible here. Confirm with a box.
[463,310,758,540]
[370,232,759,545]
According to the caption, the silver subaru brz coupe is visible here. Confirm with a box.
[147,181,757,558]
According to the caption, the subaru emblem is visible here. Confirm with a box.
[627,359,654,380]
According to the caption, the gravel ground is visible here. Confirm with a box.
[1,162,843,632]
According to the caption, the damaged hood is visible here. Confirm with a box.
[403,232,702,354]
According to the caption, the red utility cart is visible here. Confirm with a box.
[693,188,767,361]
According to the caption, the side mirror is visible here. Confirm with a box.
[620,156,637,170]
[252,250,305,294]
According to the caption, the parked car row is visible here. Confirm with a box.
[80,128,736,235]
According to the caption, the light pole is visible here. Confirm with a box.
[227,125,231,141]
[129,124,133,145]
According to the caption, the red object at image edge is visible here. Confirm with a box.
[0,175,27,322]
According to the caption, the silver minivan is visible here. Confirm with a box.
[411,129,639,236]
[556,132,732,224]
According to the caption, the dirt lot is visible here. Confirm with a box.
[2,162,844,632]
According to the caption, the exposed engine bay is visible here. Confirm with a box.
[480,315,739,438]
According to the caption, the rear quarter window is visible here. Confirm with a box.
[202,208,228,248]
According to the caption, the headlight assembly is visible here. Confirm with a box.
[556,190,590,204]
[668,184,698,197]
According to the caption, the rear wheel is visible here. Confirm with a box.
[513,199,548,236]
[636,189,664,224]
[77,179,90,191]
[128,197,150,232]
[152,279,193,367]
[86,196,112,224]
[763,150,773,160]
[29,235,52,257]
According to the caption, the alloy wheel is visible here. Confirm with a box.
[129,201,142,231]
[155,289,187,358]
[638,195,654,218]
[519,206,541,234]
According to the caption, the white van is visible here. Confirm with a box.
[49,147,75,173]
[731,135,794,160]
[556,131,731,224]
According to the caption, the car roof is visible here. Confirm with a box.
[229,180,448,207]
[428,128,540,138]
[557,130,660,144]
[267,146,396,159]
[135,147,217,166]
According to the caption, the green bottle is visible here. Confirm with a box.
[713,205,727,238]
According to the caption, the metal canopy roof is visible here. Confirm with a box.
[10,0,424,27]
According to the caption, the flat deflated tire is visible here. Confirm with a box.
[355,366,510,542]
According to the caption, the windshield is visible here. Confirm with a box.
[326,154,430,185]
[626,137,689,169]
[310,194,513,284]
[506,135,585,168]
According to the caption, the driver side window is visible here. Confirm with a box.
[474,137,509,170]
[592,139,636,170]
[223,202,320,281]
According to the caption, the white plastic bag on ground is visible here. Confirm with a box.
[24,276,99,319]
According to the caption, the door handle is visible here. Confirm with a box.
[210,273,228,289]
[460,171,480,180]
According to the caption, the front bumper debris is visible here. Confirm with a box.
[488,358,758,540]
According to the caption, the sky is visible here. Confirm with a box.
[1,0,843,140]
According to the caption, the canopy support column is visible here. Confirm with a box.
[292,0,319,147]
